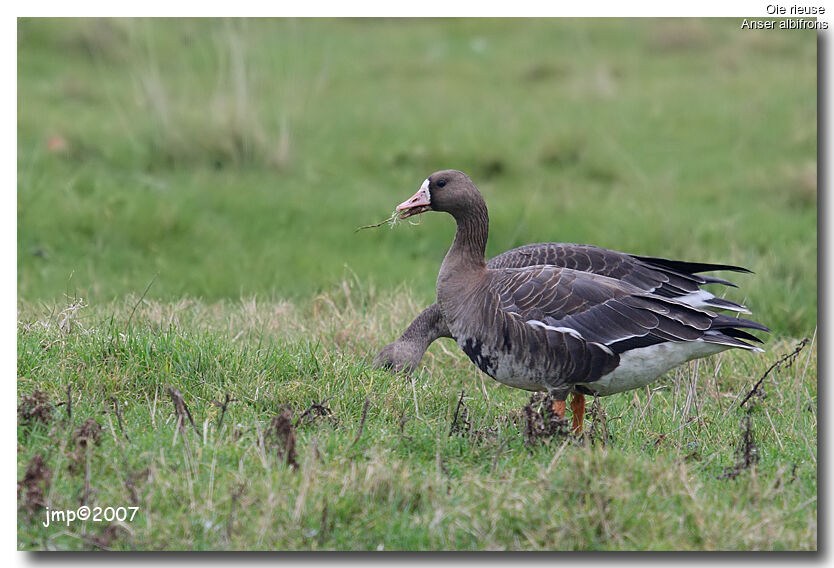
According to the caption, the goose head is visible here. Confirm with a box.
[372,340,422,375]
[396,170,482,219]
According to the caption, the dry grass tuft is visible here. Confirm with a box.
[268,408,299,470]
[73,418,103,449]
[18,454,51,514]
[57,297,88,335]
[18,390,54,428]
[167,387,199,437]
[522,392,570,444]
[355,208,426,232]
[449,389,471,437]
[83,524,126,550]
[296,397,338,429]
[718,414,760,480]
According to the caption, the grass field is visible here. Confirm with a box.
[17,18,817,550]
[16,290,817,550]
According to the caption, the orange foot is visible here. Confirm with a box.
[570,393,586,435]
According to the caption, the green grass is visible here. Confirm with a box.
[17,289,816,550]
[17,18,816,335]
[18,18,817,550]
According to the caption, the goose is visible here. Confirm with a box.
[390,170,769,433]
[374,242,752,374]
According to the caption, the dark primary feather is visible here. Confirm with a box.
[630,255,753,275]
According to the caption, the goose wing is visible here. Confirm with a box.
[487,243,749,312]
[492,265,767,358]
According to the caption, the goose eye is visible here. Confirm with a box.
[436,179,447,188]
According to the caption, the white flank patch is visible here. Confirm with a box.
[577,340,728,396]
[526,319,584,340]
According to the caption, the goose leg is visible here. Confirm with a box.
[570,392,586,434]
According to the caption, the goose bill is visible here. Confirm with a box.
[396,183,432,218]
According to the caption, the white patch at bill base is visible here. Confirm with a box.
[421,178,431,202]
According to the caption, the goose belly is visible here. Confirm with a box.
[577,340,729,396]
[457,336,549,392]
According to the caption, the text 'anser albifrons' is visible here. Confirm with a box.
[389,170,769,433]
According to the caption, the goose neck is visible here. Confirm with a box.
[440,204,489,279]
